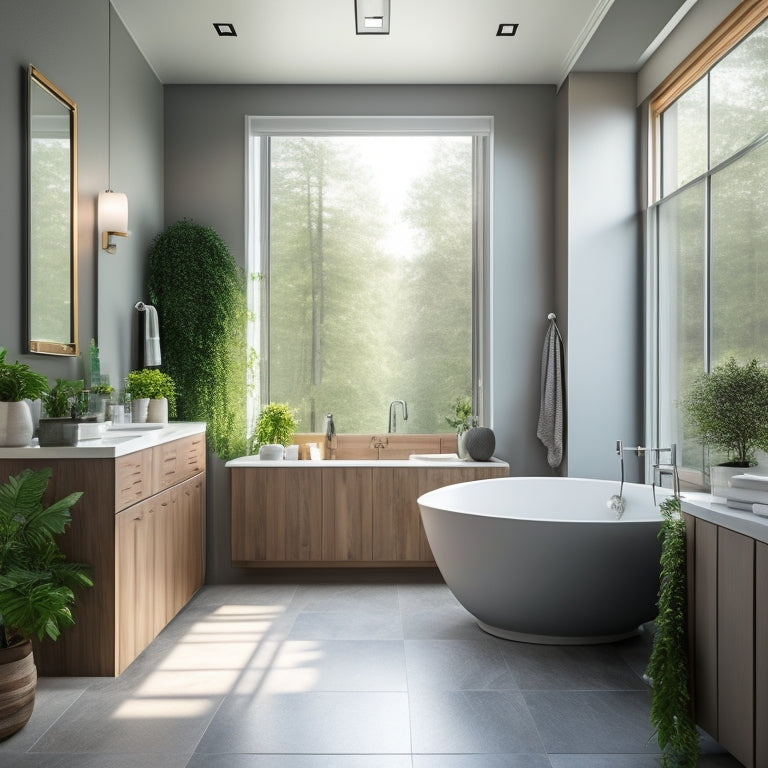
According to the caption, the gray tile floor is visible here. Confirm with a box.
[0,582,744,767]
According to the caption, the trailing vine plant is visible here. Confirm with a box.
[646,495,699,767]
[147,220,247,460]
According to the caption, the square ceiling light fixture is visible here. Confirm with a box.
[213,22,237,37]
[355,0,390,34]
[496,23,519,36]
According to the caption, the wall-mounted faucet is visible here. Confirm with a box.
[388,400,408,433]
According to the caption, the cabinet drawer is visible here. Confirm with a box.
[115,450,154,511]
[155,434,206,491]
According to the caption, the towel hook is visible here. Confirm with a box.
[135,301,146,311]
[547,313,557,321]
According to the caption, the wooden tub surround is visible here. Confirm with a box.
[0,423,206,676]
[228,434,509,567]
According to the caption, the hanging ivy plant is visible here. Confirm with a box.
[147,220,247,460]
[646,495,699,768]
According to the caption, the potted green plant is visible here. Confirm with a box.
[681,357,768,496]
[147,220,247,460]
[38,378,84,446]
[0,467,93,739]
[89,383,113,420]
[0,347,48,447]
[446,395,473,458]
[126,369,177,423]
[250,402,297,459]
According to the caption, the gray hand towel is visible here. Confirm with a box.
[536,319,565,469]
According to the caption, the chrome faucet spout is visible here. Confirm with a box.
[388,400,408,433]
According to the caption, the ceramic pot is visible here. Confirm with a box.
[710,464,752,499]
[131,397,150,423]
[0,401,33,447]
[259,444,284,461]
[0,640,36,741]
[147,397,168,423]
[465,426,496,462]
[37,417,78,447]
[456,430,469,459]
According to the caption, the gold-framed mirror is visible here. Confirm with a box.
[27,65,78,356]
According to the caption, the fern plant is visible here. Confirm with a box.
[147,220,247,460]
[0,468,93,649]
[646,495,699,767]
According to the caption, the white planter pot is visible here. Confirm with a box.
[132,397,150,423]
[259,444,284,461]
[710,464,751,499]
[0,401,34,447]
[147,397,168,423]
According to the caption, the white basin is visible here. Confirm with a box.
[409,453,461,462]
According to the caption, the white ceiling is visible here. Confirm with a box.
[110,0,694,86]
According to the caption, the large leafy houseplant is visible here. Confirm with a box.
[250,402,297,451]
[0,348,48,403]
[646,496,699,767]
[681,357,768,467]
[0,467,92,648]
[41,378,83,418]
[147,220,247,460]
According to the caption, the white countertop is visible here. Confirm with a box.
[680,491,768,545]
[0,422,206,459]
[226,455,509,469]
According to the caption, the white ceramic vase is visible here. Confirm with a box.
[147,397,168,423]
[132,397,150,423]
[0,401,34,447]
[259,444,284,461]
[709,464,751,499]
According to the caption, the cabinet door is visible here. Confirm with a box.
[231,468,322,563]
[718,527,754,768]
[372,468,422,561]
[756,542,768,768]
[115,499,156,674]
[322,467,372,561]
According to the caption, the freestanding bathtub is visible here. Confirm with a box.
[418,476,666,644]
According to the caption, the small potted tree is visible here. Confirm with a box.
[250,402,297,460]
[126,369,177,423]
[0,348,48,447]
[0,467,92,739]
[38,378,85,446]
[446,395,473,459]
[681,357,768,496]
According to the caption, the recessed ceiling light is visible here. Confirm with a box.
[355,0,390,35]
[213,22,237,37]
[496,23,519,37]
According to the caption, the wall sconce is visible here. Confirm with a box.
[98,190,129,253]
[355,0,390,34]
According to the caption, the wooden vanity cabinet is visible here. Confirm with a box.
[231,462,507,566]
[686,514,768,768]
[0,430,206,676]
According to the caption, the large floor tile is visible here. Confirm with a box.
[28,687,222,755]
[187,756,413,768]
[413,755,552,767]
[524,690,659,755]
[0,755,188,768]
[256,639,408,693]
[196,691,411,754]
[290,584,400,612]
[409,690,545,754]
[548,755,665,767]
[500,642,646,691]
[405,638,518,691]
[288,610,403,640]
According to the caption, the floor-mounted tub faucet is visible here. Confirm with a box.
[388,400,408,433]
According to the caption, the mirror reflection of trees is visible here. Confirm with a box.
[267,136,473,434]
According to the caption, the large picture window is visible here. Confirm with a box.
[247,117,490,435]
[650,4,768,477]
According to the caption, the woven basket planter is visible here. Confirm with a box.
[0,640,37,741]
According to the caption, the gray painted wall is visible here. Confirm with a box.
[0,0,162,390]
[557,73,643,482]
[163,84,557,581]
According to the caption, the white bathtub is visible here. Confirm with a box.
[418,476,666,644]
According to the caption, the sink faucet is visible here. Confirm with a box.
[388,400,408,433]
[613,439,679,514]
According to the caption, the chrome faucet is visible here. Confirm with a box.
[613,440,679,514]
[388,400,408,433]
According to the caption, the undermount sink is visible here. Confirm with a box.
[106,423,165,431]
[409,453,461,462]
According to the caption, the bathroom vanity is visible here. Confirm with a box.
[0,422,206,676]
[228,448,509,566]
[680,495,768,768]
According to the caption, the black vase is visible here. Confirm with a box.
[464,426,495,461]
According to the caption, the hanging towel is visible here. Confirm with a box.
[536,315,565,469]
[142,303,162,367]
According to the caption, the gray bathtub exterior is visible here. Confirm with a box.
[418,476,665,644]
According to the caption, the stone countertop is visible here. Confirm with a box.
[0,421,206,459]
[226,455,509,469]
[680,491,768,545]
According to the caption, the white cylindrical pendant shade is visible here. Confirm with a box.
[98,190,128,233]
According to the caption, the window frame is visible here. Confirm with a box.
[245,115,493,433]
